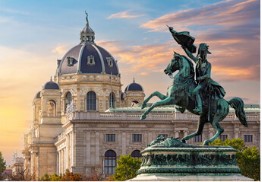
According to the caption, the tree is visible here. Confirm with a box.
[238,146,260,181]
[113,155,142,181]
[210,138,260,181]
[0,152,6,179]
[39,170,82,181]
[40,173,50,181]
[61,169,82,181]
[49,174,62,181]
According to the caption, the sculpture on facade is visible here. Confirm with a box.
[140,27,248,145]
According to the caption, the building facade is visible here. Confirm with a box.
[22,15,260,179]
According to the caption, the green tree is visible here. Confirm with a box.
[113,155,142,181]
[211,138,260,181]
[49,174,62,181]
[0,152,6,179]
[238,147,260,181]
[39,174,50,181]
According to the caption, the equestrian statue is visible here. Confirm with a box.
[140,26,247,145]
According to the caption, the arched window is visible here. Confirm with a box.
[109,92,115,108]
[104,150,116,175]
[65,92,72,112]
[131,150,142,158]
[47,100,56,117]
[87,91,96,111]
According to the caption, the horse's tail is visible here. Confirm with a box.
[228,97,248,127]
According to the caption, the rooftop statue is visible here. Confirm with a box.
[140,27,247,145]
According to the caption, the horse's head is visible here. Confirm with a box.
[164,52,182,76]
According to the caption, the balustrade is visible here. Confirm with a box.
[68,111,259,122]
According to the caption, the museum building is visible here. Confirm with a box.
[22,16,260,179]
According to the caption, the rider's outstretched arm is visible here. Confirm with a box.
[182,46,197,63]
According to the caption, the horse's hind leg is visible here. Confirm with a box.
[203,115,224,145]
[181,114,206,143]
[140,96,173,120]
[141,91,167,109]
[203,100,229,145]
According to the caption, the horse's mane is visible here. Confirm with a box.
[181,55,195,76]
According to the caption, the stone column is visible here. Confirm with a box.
[95,132,100,165]
[86,132,91,165]
[65,135,69,170]
[174,130,179,138]
[122,132,126,154]
[234,124,240,138]
[183,130,189,137]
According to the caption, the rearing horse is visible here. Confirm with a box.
[140,52,247,145]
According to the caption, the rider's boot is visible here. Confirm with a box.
[193,94,203,114]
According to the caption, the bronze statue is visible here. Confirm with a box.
[182,43,225,114]
[140,27,247,145]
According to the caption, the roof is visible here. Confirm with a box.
[125,81,143,92]
[34,91,41,99]
[57,43,119,76]
[57,14,119,76]
[43,81,59,90]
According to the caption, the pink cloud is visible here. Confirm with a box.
[141,0,258,32]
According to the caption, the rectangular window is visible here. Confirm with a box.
[87,55,95,65]
[219,134,228,141]
[105,134,116,142]
[244,135,253,143]
[132,134,142,142]
[194,135,202,142]
[67,57,75,66]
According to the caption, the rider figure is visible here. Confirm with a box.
[182,43,225,114]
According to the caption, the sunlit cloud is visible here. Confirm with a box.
[141,0,258,32]
[52,44,69,56]
[139,0,259,82]
[107,10,144,19]
[98,37,259,82]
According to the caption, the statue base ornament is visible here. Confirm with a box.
[130,137,252,181]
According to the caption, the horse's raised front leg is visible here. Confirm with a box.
[181,114,206,143]
[140,96,173,120]
[141,91,167,109]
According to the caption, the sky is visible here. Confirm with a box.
[0,0,260,165]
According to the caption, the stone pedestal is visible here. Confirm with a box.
[130,137,252,181]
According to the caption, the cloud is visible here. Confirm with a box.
[141,0,259,32]
[107,10,144,19]
[138,0,259,82]
[0,7,30,15]
[0,16,12,24]
[52,44,69,56]
[98,37,259,82]
[98,40,176,74]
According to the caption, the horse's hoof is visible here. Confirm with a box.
[140,115,146,120]
[203,140,209,146]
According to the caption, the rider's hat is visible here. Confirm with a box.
[198,43,211,55]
